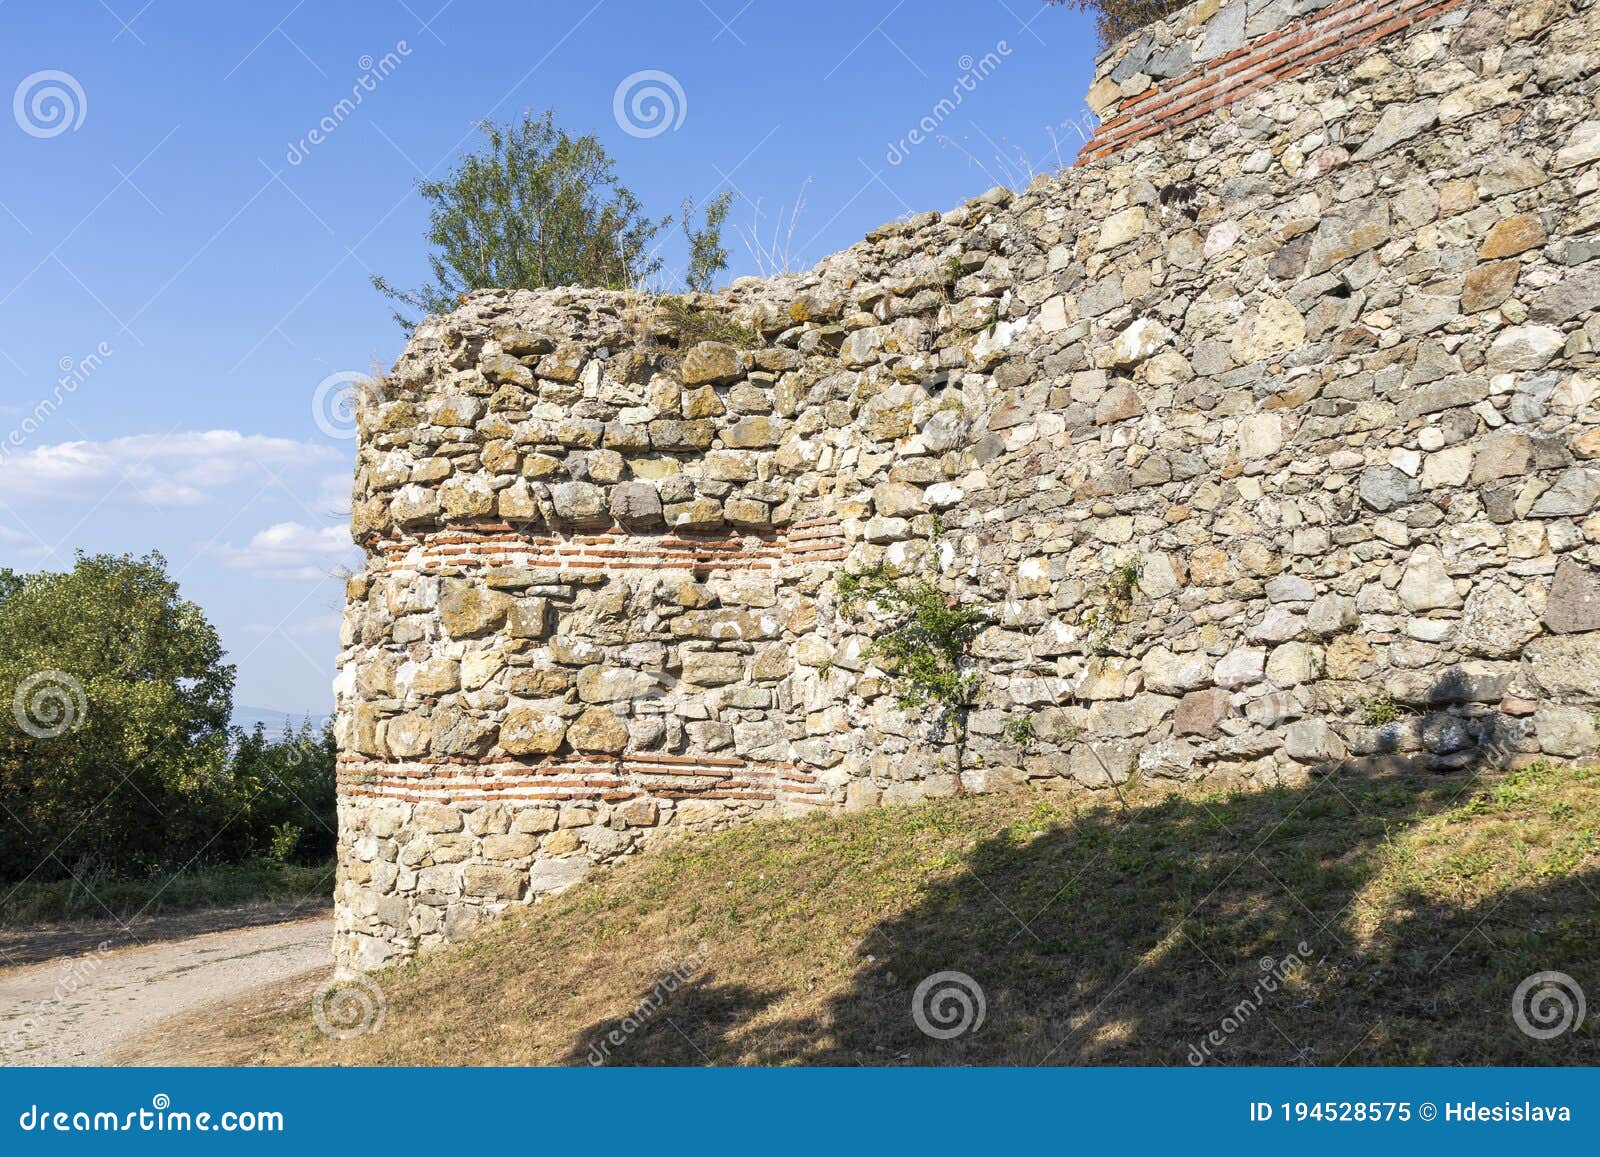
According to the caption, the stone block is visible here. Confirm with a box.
[1174,688,1232,737]
[1534,708,1599,757]
[1545,560,1600,634]
[499,708,566,755]
[462,865,526,901]
[1285,719,1347,763]
[568,707,628,753]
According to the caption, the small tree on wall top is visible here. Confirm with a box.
[371,111,733,331]
[1042,0,1174,45]
[836,562,986,783]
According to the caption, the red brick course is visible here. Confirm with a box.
[337,752,823,807]
[1078,0,1468,165]
[371,518,848,575]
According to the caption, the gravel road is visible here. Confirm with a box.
[0,914,333,1066]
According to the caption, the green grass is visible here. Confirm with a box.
[1,860,334,926]
[1359,693,1406,726]
[172,764,1600,1067]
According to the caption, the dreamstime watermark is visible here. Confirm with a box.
[585,948,706,1064]
[17,1094,283,1133]
[911,970,986,1040]
[12,670,88,739]
[620,303,677,371]
[312,973,386,1040]
[13,70,86,138]
[613,70,687,139]
[886,43,1013,166]
[312,370,383,438]
[2,941,112,1055]
[1187,943,1312,1065]
[285,41,412,165]
[1511,971,1586,1040]
[0,340,113,462]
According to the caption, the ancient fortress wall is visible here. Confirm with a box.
[334,0,1600,969]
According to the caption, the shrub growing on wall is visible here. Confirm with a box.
[1043,0,1174,45]
[837,562,986,780]
[372,111,733,329]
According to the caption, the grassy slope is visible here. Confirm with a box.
[183,764,1600,1066]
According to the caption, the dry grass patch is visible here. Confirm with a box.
[142,763,1600,1066]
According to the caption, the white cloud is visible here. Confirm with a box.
[0,430,338,507]
[315,472,354,516]
[243,611,345,638]
[214,521,357,581]
[0,523,49,560]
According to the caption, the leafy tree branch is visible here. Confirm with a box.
[837,562,986,779]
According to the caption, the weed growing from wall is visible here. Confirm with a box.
[1081,558,1142,657]
[837,561,986,782]
[656,295,761,349]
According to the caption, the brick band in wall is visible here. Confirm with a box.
[1077,0,1469,164]
[372,517,848,575]
[337,753,824,806]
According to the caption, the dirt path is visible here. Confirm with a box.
[0,896,332,970]
[0,914,333,1066]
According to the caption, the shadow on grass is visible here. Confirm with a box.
[565,732,1600,1066]
[562,975,799,1066]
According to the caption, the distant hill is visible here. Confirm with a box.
[230,705,332,736]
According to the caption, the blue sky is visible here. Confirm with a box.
[0,0,1099,716]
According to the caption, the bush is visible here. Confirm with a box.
[225,720,337,865]
[0,553,335,886]
[0,552,235,880]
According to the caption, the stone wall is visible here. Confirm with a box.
[334,0,1600,969]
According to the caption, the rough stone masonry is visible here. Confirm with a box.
[333,0,1600,969]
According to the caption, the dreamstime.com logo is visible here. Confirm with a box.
[18,1094,283,1134]
[1512,971,1587,1040]
[12,671,87,739]
[312,973,386,1040]
[312,370,381,439]
[3,941,112,1056]
[13,70,86,138]
[613,70,686,139]
[912,970,986,1040]
[0,340,113,463]
[1188,945,1313,1065]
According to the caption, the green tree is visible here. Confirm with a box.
[374,111,732,329]
[226,720,337,864]
[683,192,733,294]
[1043,0,1172,45]
[0,552,236,879]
